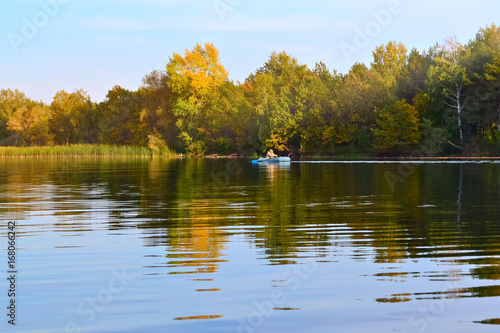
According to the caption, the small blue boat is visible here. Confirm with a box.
[252,157,291,165]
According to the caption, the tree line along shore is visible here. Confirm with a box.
[1,24,500,158]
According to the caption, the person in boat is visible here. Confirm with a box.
[266,149,278,159]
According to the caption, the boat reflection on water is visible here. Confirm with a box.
[252,156,291,165]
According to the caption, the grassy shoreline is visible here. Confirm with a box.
[0,145,177,158]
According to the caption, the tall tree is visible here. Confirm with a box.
[397,48,434,103]
[371,41,408,90]
[167,43,228,107]
[249,51,296,151]
[50,89,93,144]
[327,63,388,149]
[427,37,470,142]
[465,25,500,141]
[485,37,500,131]
[202,80,260,154]
[247,51,330,152]
[140,70,177,149]
[99,86,147,146]
[299,63,337,151]
[166,43,228,154]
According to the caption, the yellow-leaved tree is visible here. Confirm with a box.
[372,99,421,151]
[50,89,93,145]
[166,43,228,155]
[7,104,53,146]
[168,43,228,106]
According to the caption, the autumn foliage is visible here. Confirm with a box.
[2,26,500,156]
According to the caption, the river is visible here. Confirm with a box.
[1,158,499,332]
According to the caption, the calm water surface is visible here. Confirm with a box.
[1,158,500,333]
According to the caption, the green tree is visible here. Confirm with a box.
[372,41,408,89]
[203,80,260,154]
[427,37,470,143]
[327,63,388,148]
[248,51,301,151]
[140,70,178,150]
[248,51,330,152]
[299,63,337,151]
[463,25,500,146]
[99,86,148,146]
[397,48,434,103]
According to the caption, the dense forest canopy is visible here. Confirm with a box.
[1,24,500,156]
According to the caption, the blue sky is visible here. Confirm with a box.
[1,0,499,103]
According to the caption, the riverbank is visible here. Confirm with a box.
[299,151,500,161]
[1,145,499,160]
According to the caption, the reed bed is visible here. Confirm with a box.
[0,145,177,158]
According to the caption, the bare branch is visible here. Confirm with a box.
[441,138,464,150]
